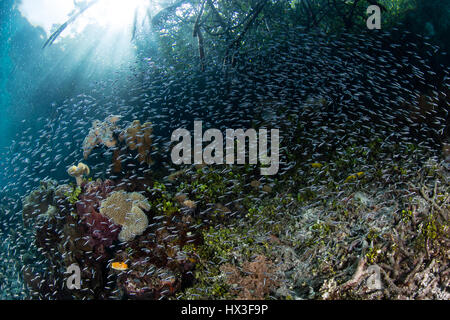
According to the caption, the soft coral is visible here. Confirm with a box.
[76,179,121,259]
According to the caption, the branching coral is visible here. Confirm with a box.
[99,191,150,242]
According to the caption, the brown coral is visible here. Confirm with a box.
[99,191,150,242]
[82,117,153,173]
[221,255,279,300]
[119,120,153,165]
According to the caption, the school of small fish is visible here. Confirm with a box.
[0,26,448,299]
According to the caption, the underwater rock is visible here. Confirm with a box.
[99,191,150,242]
[22,186,51,228]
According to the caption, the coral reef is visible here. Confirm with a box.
[3,15,449,301]
[118,120,153,166]
[18,137,450,300]
[110,230,198,299]
[82,115,121,159]
[24,179,122,299]
[99,191,150,242]
[17,104,449,301]
[22,179,71,228]
[75,179,119,258]
[20,171,203,300]
[81,117,153,174]
[67,162,90,186]
[116,264,180,299]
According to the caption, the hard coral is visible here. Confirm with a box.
[99,191,150,242]
[82,115,121,159]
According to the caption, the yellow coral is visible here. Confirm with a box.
[67,163,90,186]
[99,191,150,242]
